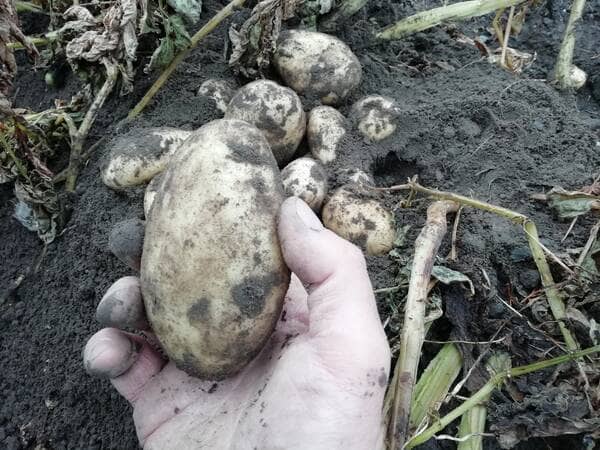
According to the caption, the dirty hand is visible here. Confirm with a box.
[83,197,390,450]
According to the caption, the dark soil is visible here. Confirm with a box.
[2,0,600,449]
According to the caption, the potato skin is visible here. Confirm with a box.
[224,80,306,166]
[281,157,328,211]
[143,171,164,218]
[101,127,191,189]
[351,95,400,142]
[274,30,362,105]
[322,186,395,256]
[197,79,236,114]
[307,106,347,164]
[141,119,290,379]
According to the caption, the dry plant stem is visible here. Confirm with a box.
[7,36,52,50]
[15,1,46,13]
[576,219,600,267]
[500,6,514,67]
[127,0,246,121]
[523,221,578,350]
[552,0,586,89]
[65,62,118,191]
[376,0,527,40]
[388,200,458,450]
[405,344,600,448]
[378,181,579,351]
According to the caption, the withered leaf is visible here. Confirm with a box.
[228,0,298,77]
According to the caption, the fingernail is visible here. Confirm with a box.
[96,277,148,330]
[294,197,324,231]
[83,329,139,378]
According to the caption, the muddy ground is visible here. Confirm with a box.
[1,0,600,448]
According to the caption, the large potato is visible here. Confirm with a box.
[281,157,328,211]
[141,119,290,379]
[224,80,306,166]
[273,30,362,105]
[307,106,347,164]
[101,127,190,189]
[322,186,395,256]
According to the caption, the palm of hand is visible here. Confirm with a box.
[85,198,390,450]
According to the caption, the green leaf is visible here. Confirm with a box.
[145,14,191,72]
[546,187,600,219]
[432,265,475,295]
[167,0,202,23]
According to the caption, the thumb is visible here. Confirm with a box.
[277,197,390,370]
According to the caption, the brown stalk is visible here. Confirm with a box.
[388,200,458,449]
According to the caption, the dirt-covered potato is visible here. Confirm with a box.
[224,80,306,166]
[141,119,290,379]
[273,30,362,105]
[143,171,164,218]
[307,106,347,164]
[281,157,328,211]
[197,79,236,113]
[101,127,191,189]
[351,95,400,142]
[322,186,395,256]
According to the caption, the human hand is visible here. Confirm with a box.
[84,197,391,449]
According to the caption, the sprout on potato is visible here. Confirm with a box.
[307,106,347,164]
[351,95,400,142]
[281,157,328,211]
[141,119,290,379]
[224,80,306,166]
[101,127,191,189]
[322,186,395,256]
[197,79,236,114]
[273,30,362,105]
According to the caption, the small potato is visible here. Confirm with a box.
[198,79,236,113]
[141,119,290,379]
[322,186,395,256]
[273,30,362,105]
[224,80,306,166]
[281,157,328,211]
[307,106,347,164]
[101,127,191,189]
[351,95,400,142]
[108,218,145,270]
[144,171,164,218]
